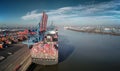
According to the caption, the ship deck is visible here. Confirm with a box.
[31,41,58,65]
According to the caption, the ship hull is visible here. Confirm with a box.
[32,58,58,65]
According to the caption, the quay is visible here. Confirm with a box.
[0,44,31,71]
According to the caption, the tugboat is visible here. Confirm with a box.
[29,12,58,65]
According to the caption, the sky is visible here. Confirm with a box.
[0,0,120,27]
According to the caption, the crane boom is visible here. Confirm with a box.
[40,12,48,32]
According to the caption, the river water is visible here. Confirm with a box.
[30,28,120,71]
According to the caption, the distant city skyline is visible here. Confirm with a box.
[0,0,120,27]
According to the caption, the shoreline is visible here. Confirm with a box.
[66,27,120,36]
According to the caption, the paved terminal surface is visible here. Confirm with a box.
[0,44,32,71]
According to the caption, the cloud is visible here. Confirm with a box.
[21,10,42,20]
[109,11,120,14]
[21,0,120,25]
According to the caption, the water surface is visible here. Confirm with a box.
[31,28,120,71]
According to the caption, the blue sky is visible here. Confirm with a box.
[0,0,120,27]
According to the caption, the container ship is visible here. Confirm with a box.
[28,12,58,65]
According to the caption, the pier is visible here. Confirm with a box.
[0,44,31,71]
